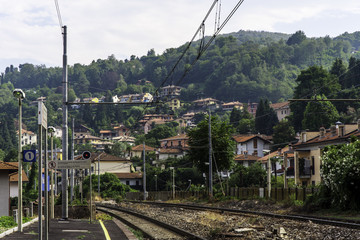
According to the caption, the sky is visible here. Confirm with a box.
[1,0,360,73]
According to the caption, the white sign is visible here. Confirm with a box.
[38,101,47,128]
[51,160,91,169]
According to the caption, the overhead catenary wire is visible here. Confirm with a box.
[54,0,63,31]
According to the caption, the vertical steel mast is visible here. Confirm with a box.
[61,25,68,219]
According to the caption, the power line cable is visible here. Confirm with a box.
[54,0,63,30]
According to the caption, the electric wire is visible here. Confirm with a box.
[54,0,63,31]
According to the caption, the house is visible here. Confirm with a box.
[114,172,143,190]
[159,85,182,98]
[0,162,18,216]
[99,130,116,140]
[17,129,37,147]
[270,102,291,121]
[76,152,132,175]
[9,169,29,198]
[139,114,175,134]
[112,136,135,146]
[258,146,294,179]
[233,135,271,157]
[74,134,102,145]
[234,153,260,167]
[247,102,258,117]
[130,144,155,158]
[193,98,219,111]
[160,134,188,148]
[156,134,189,161]
[157,148,187,161]
[292,123,359,186]
[222,101,243,111]
[113,125,130,136]
[166,98,181,111]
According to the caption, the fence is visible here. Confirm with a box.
[125,187,317,202]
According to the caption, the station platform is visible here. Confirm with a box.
[2,218,136,240]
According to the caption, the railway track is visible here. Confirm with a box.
[126,201,360,230]
[96,203,206,240]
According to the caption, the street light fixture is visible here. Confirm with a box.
[13,88,25,232]
[48,126,55,219]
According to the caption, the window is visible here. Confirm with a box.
[253,138,257,148]
[136,181,139,186]
[178,141,181,146]
[126,181,130,185]
[311,156,315,175]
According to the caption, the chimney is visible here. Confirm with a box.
[301,131,307,143]
[319,127,325,138]
[338,125,345,137]
[330,125,337,136]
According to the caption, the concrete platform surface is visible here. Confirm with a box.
[2,218,131,240]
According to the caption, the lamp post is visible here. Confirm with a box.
[263,149,271,198]
[169,167,175,199]
[48,126,55,219]
[13,88,25,232]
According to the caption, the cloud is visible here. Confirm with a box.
[1,0,360,73]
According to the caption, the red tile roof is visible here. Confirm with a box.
[131,144,155,152]
[270,101,289,110]
[0,162,19,170]
[160,134,188,141]
[233,135,271,143]
[234,154,260,161]
[9,170,29,182]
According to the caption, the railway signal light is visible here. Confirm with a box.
[82,151,91,160]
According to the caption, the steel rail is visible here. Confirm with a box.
[127,201,360,230]
[96,203,207,240]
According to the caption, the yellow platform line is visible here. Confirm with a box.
[99,220,111,240]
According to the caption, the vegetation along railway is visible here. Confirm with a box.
[96,201,360,239]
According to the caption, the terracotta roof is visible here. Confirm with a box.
[131,144,155,152]
[159,148,184,154]
[233,135,271,143]
[222,101,243,107]
[0,162,19,170]
[160,134,188,141]
[9,170,29,182]
[234,154,260,161]
[114,172,143,179]
[193,98,218,103]
[270,101,289,110]
[100,130,112,134]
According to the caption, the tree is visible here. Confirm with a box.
[187,115,235,174]
[321,139,360,210]
[302,95,340,131]
[272,119,296,149]
[255,99,278,135]
[229,107,242,128]
[229,162,266,187]
[290,66,341,131]
[286,30,307,45]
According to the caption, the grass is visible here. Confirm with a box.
[128,227,144,240]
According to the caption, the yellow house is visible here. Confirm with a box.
[293,123,359,186]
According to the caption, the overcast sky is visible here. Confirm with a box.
[1,0,360,73]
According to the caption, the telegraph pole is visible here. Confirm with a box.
[143,142,146,200]
[61,25,69,220]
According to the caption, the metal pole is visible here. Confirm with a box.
[38,125,43,240]
[284,153,288,189]
[143,142,146,200]
[208,109,213,198]
[17,98,23,232]
[267,154,271,198]
[155,175,157,192]
[44,128,48,240]
[50,134,54,219]
[172,168,175,199]
[70,118,74,203]
[61,25,69,220]
[89,167,92,223]
[98,157,100,196]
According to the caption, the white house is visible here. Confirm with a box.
[17,129,37,147]
[233,135,271,157]
[0,162,18,216]
[9,170,29,198]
